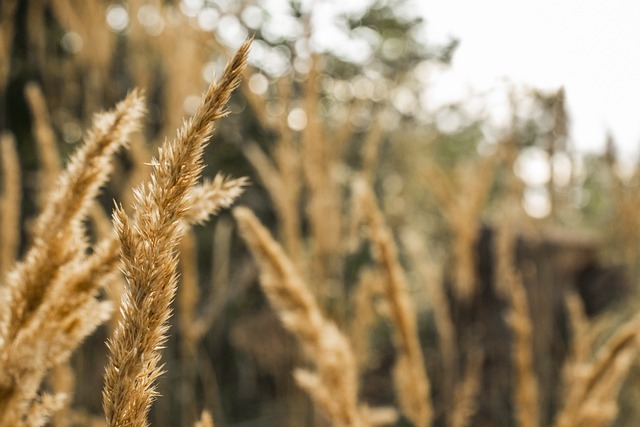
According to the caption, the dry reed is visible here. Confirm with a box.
[242,73,304,266]
[402,232,462,424]
[603,136,640,281]
[21,394,66,427]
[449,350,483,427]
[423,150,500,301]
[360,119,385,186]
[554,295,640,427]
[233,206,369,427]
[243,53,377,310]
[505,271,540,427]
[300,55,349,301]
[495,131,543,427]
[50,360,75,427]
[194,410,214,427]
[245,71,306,271]
[0,90,145,426]
[0,132,20,279]
[184,175,249,225]
[0,0,18,99]
[350,267,384,371]
[24,82,61,206]
[102,39,250,427]
[355,179,432,427]
[243,140,304,267]
[3,4,640,426]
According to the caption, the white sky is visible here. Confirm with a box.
[415,0,640,155]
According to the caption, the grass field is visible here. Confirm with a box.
[1,2,639,426]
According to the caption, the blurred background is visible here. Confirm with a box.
[420,0,640,156]
[2,0,640,426]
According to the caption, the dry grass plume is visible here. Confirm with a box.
[102,39,250,427]
[233,206,373,427]
[355,179,432,427]
[0,90,145,426]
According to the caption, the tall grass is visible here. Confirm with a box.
[0,40,250,426]
[1,2,640,427]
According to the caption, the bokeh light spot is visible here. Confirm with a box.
[287,108,307,131]
[106,5,129,32]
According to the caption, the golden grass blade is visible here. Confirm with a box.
[350,267,383,371]
[103,172,245,336]
[402,232,458,423]
[243,141,304,266]
[360,406,398,427]
[0,0,18,98]
[299,54,345,298]
[0,132,20,281]
[0,89,143,339]
[243,141,285,199]
[50,361,75,427]
[33,90,144,242]
[423,150,501,301]
[194,410,214,427]
[184,174,248,225]
[554,304,640,427]
[505,272,540,427]
[102,38,250,427]
[24,82,61,206]
[22,393,66,427]
[564,293,590,364]
[360,119,384,186]
[0,91,144,425]
[355,179,432,427]
[450,350,483,427]
[233,206,365,427]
